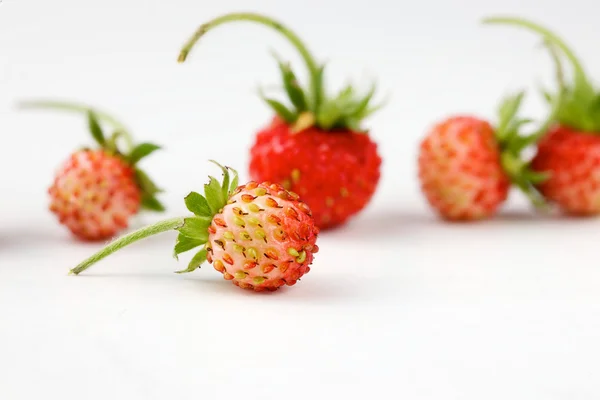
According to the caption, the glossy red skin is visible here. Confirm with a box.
[418,116,510,221]
[532,125,600,215]
[49,150,141,240]
[249,117,382,229]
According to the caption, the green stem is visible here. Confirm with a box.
[106,130,134,154]
[69,217,185,275]
[530,89,562,142]
[482,16,591,89]
[18,100,135,150]
[177,12,321,109]
[545,41,566,92]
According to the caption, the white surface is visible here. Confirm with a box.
[1,0,600,398]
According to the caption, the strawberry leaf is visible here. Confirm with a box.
[135,168,165,214]
[128,143,161,165]
[357,99,387,120]
[351,83,377,117]
[309,64,326,113]
[87,111,105,146]
[204,176,225,214]
[230,170,239,193]
[272,52,308,112]
[135,168,162,196]
[342,117,361,132]
[173,233,204,259]
[184,191,211,216]
[522,169,550,185]
[262,97,296,123]
[496,91,525,140]
[177,216,211,241]
[316,100,343,130]
[175,248,207,274]
[141,195,165,212]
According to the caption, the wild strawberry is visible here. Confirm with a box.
[483,17,600,216]
[418,92,551,221]
[177,12,384,229]
[69,161,319,292]
[20,100,165,240]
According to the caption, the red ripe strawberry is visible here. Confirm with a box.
[531,126,600,215]
[484,17,600,216]
[70,161,319,293]
[418,92,551,221]
[177,12,384,229]
[249,116,381,228]
[20,101,165,240]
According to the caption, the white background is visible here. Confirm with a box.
[1,0,600,398]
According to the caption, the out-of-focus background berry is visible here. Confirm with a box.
[1,0,599,399]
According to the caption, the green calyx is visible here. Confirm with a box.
[172,161,239,273]
[494,91,554,208]
[18,100,165,212]
[69,161,238,276]
[483,16,600,133]
[178,12,385,132]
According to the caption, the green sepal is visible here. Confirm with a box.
[208,160,239,205]
[272,51,308,112]
[344,117,361,132]
[230,172,239,193]
[496,91,525,141]
[134,168,163,197]
[184,191,211,216]
[177,216,211,241]
[522,169,550,185]
[309,64,326,113]
[493,91,552,208]
[175,248,207,274]
[357,97,388,120]
[170,161,240,272]
[316,100,343,131]
[204,176,225,214]
[141,195,166,212]
[173,233,204,259]
[259,90,296,123]
[128,143,161,165]
[500,152,548,209]
[351,83,377,118]
[133,168,165,214]
[87,111,106,146]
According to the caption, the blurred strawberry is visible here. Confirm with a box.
[20,101,165,240]
[419,92,551,221]
[484,16,600,216]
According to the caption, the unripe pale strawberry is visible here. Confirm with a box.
[70,161,320,292]
[418,92,552,221]
[207,181,318,290]
[20,100,165,240]
[48,149,141,240]
[418,116,511,220]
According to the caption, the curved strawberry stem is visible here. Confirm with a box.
[482,17,592,91]
[18,100,135,150]
[69,217,185,275]
[177,12,322,108]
